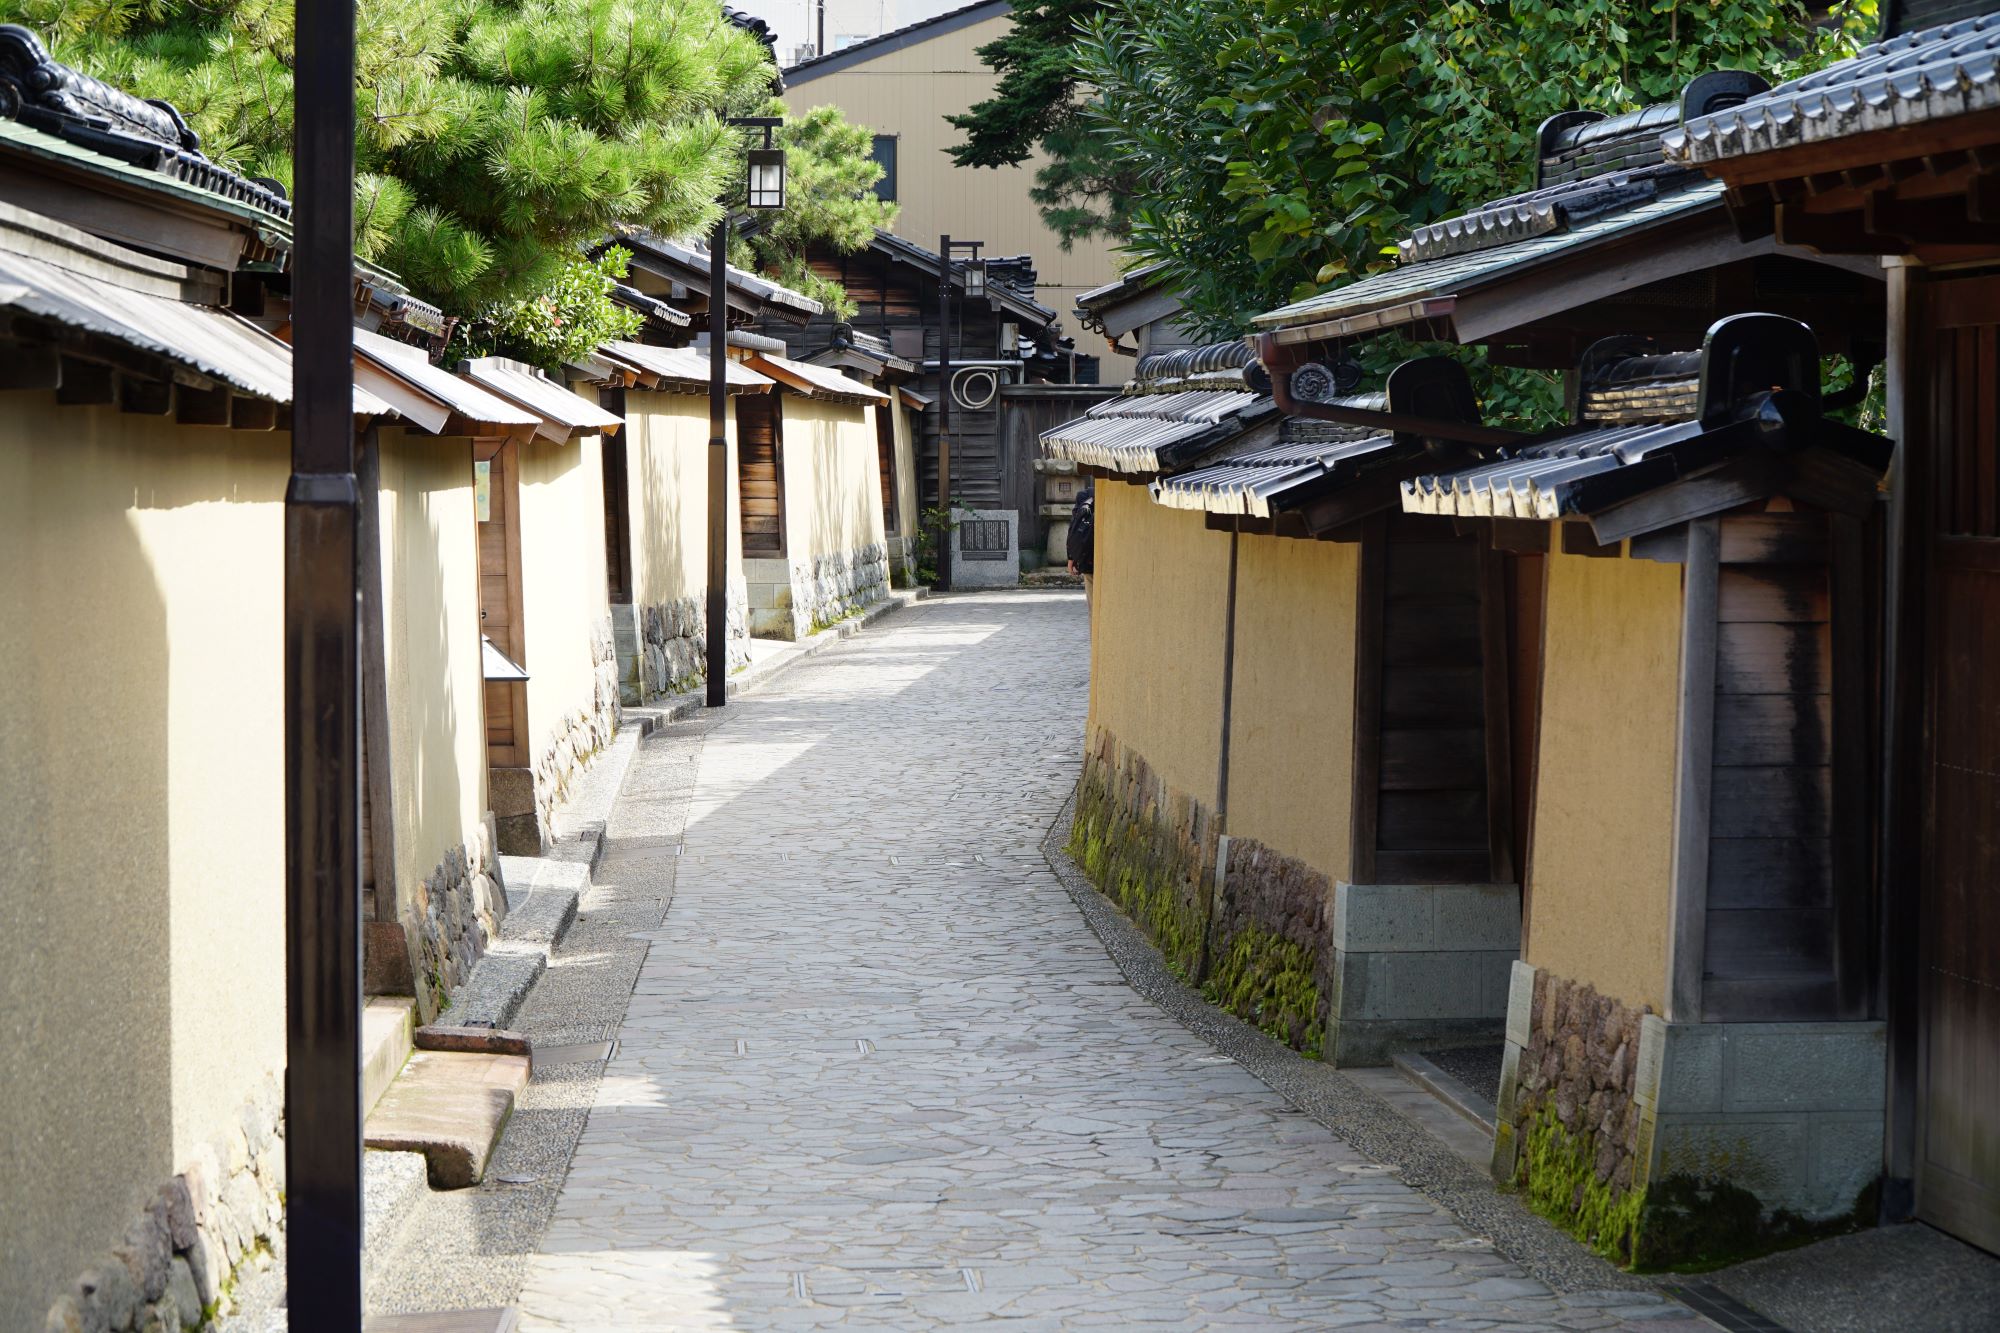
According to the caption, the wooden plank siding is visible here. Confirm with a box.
[477,439,527,767]
[1701,508,1866,1022]
[1367,521,1501,884]
[736,393,785,555]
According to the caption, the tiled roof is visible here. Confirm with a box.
[1402,420,1706,520]
[1666,14,2000,165]
[1248,182,1726,338]
[1150,411,1391,517]
[1040,339,1274,473]
[0,26,291,223]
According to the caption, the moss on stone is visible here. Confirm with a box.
[1202,923,1323,1057]
[1518,1101,1647,1266]
[1067,769,1206,977]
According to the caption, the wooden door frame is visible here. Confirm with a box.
[476,435,529,769]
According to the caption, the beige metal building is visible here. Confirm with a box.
[781,0,1135,383]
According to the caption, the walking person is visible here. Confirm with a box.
[1067,479,1095,605]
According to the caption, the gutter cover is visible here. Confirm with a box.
[0,244,390,417]
[602,340,774,392]
[897,386,933,410]
[459,357,625,442]
[747,351,891,403]
[353,326,537,436]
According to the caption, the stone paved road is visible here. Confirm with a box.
[516,592,1705,1332]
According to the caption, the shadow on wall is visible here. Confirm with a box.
[0,419,174,1328]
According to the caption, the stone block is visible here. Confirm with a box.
[1433,884,1521,951]
[1721,1023,1887,1114]
[1336,949,1489,1021]
[1806,1112,1886,1217]
[1634,1013,1668,1109]
[1332,883,1433,951]
[1657,1023,1724,1114]
[1504,961,1537,1047]
[1327,1015,1504,1067]
[1495,1040,1523,1124]
[1481,950,1515,1015]
[1490,1115,1519,1183]
[166,1257,201,1329]
[1653,1114,1807,1206]
[488,766,536,817]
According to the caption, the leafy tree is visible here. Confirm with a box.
[944,0,1136,248]
[1074,0,1875,343]
[8,0,775,363]
[731,100,898,320]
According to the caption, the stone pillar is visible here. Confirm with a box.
[1324,882,1522,1066]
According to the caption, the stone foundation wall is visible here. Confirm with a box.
[44,1077,284,1333]
[1071,730,1336,1056]
[1326,882,1518,1066]
[410,822,506,1014]
[747,546,889,641]
[636,589,749,701]
[1493,962,1884,1268]
[531,616,620,841]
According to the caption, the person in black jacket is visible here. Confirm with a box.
[1067,481,1095,595]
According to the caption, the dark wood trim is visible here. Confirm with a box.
[1670,516,1721,1022]
[1829,512,1874,1019]
[1216,531,1240,825]
[356,431,399,926]
[1480,543,1516,884]
[1490,518,1551,553]
[1349,513,1388,884]
[1561,523,1621,558]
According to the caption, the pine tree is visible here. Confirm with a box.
[734,100,897,320]
[7,0,775,358]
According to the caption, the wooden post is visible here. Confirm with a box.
[1666,514,1721,1023]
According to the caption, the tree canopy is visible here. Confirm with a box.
[943,0,1135,249]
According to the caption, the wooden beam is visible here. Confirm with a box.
[1776,203,1909,256]
[1489,518,1550,553]
[54,357,114,406]
[1667,516,1720,1022]
[1828,513,1872,1020]
[1585,453,1785,545]
[1865,191,1996,247]
[1560,523,1621,558]
[117,375,174,415]
[1629,525,1690,564]
[1349,513,1388,884]
[176,384,233,426]
[0,343,61,390]
[231,395,279,431]
[1479,543,1516,885]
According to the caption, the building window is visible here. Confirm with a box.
[870,134,897,202]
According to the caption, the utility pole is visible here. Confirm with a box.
[936,233,952,592]
[286,0,362,1322]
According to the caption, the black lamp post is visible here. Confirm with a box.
[287,0,362,1324]
[707,117,786,707]
[934,236,984,592]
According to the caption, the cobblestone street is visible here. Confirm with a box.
[513,591,1705,1331]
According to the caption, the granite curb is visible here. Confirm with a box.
[1393,1050,1500,1134]
[1036,783,1670,1300]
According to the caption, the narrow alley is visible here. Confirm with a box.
[477,592,1702,1330]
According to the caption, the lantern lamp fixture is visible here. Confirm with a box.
[962,256,986,300]
[732,116,787,212]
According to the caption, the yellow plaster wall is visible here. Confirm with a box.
[515,430,612,754]
[1525,549,1684,1012]
[783,12,1133,383]
[1224,533,1360,881]
[375,428,488,903]
[781,395,888,563]
[1087,480,1233,806]
[623,389,744,611]
[891,400,919,543]
[0,396,288,1329]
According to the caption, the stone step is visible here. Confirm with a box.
[363,1049,530,1188]
[363,996,416,1117]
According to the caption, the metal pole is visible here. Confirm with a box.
[935,234,952,592]
[287,0,362,1321]
[817,0,826,58]
[707,214,730,707]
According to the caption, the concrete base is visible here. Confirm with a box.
[609,602,641,706]
[744,556,804,640]
[490,766,541,856]
[1325,882,1520,1066]
[1493,959,1886,1221]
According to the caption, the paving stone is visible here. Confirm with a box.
[456,593,1703,1331]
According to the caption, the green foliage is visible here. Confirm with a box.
[733,100,897,320]
[1068,772,1205,977]
[945,0,1137,248]
[1201,923,1322,1057]
[9,0,775,353]
[1518,1101,1648,1265]
[1072,0,1876,337]
[462,247,643,370]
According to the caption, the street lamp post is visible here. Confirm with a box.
[934,236,984,593]
[287,0,362,1323]
[707,117,786,708]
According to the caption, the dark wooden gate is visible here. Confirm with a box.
[1917,273,2000,1252]
[737,394,785,556]
[875,403,898,535]
[477,438,527,768]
